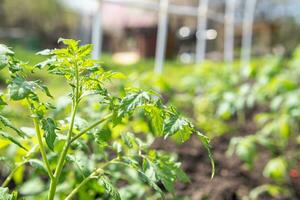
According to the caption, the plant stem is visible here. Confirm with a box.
[33,117,54,180]
[65,171,99,200]
[1,162,26,187]
[69,113,112,144]
[27,98,54,180]
[65,160,115,200]
[48,65,80,200]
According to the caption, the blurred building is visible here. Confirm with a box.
[1,0,300,59]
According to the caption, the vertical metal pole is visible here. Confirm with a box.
[92,0,103,59]
[154,0,169,74]
[81,14,91,45]
[240,0,257,67]
[195,0,209,64]
[224,0,236,63]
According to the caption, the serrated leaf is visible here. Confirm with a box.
[0,55,9,70]
[0,44,14,55]
[138,170,165,200]
[8,77,35,100]
[0,187,18,200]
[144,154,186,197]
[163,112,193,142]
[41,118,57,150]
[57,38,78,52]
[121,132,138,148]
[78,44,93,57]
[0,115,28,138]
[36,49,52,56]
[94,125,112,143]
[34,81,53,98]
[144,104,164,136]
[98,176,121,200]
[118,91,151,119]
[66,155,88,178]
[35,58,56,69]
[116,156,166,200]
[0,131,27,151]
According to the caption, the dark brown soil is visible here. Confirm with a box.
[153,134,298,200]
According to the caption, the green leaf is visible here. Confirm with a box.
[94,125,111,143]
[196,132,215,178]
[138,170,165,200]
[19,177,44,195]
[78,44,93,57]
[98,176,121,200]
[116,156,166,200]
[144,104,164,136]
[36,49,52,56]
[249,184,291,199]
[35,58,56,69]
[28,159,47,174]
[8,77,35,100]
[0,115,28,138]
[57,38,79,52]
[263,157,287,181]
[118,90,151,119]
[0,131,27,151]
[121,132,138,148]
[0,55,9,70]
[0,187,18,200]
[0,94,7,106]
[66,155,90,178]
[34,80,53,98]
[163,111,193,142]
[41,118,57,150]
[0,44,14,55]
[144,153,189,197]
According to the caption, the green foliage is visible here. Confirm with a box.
[172,48,300,198]
[41,118,58,150]
[0,39,213,199]
[0,187,18,200]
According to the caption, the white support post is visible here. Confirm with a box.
[154,0,169,74]
[195,0,209,64]
[224,0,236,63]
[240,0,257,67]
[92,0,103,59]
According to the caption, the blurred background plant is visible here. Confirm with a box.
[1,0,300,199]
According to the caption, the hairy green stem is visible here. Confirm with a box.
[2,145,38,187]
[1,162,26,187]
[27,99,54,180]
[65,159,115,200]
[33,117,54,179]
[48,65,80,200]
[65,171,100,200]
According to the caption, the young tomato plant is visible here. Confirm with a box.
[0,39,213,199]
